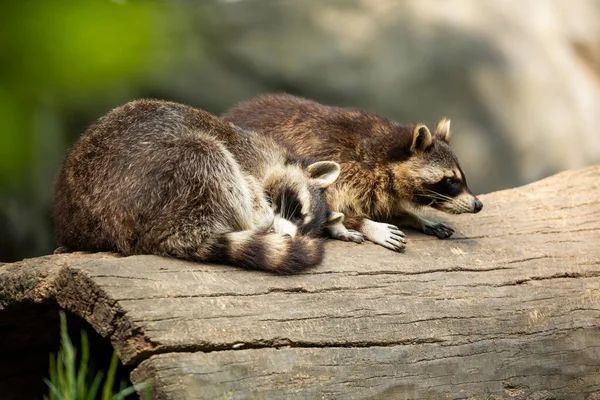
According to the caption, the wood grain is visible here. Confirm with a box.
[1,165,599,399]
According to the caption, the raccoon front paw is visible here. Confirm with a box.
[362,220,407,252]
[423,222,454,239]
[336,229,365,243]
[327,221,365,243]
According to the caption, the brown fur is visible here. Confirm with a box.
[223,94,482,248]
[53,99,341,273]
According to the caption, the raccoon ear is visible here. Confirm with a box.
[324,211,345,227]
[410,124,433,153]
[306,161,341,188]
[435,118,451,142]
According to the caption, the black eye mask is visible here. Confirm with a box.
[275,189,303,222]
[414,176,464,207]
[272,186,330,237]
[301,187,329,236]
[432,176,463,198]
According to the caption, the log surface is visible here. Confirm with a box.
[1,166,600,399]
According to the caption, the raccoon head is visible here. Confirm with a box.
[263,160,341,237]
[399,118,483,214]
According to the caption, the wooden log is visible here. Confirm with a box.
[1,165,599,399]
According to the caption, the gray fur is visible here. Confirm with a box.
[53,99,339,273]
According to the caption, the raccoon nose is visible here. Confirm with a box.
[473,199,483,213]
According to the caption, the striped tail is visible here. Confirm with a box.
[207,230,324,273]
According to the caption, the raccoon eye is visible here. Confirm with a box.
[444,177,457,186]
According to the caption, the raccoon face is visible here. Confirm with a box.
[406,119,483,214]
[264,161,341,237]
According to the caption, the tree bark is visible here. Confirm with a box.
[1,166,599,399]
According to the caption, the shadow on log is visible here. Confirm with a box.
[1,165,600,399]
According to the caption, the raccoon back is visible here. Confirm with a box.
[222,93,415,164]
[53,100,257,255]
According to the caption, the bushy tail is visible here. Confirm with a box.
[206,230,324,273]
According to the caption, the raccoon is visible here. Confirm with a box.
[222,93,483,252]
[53,99,342,273]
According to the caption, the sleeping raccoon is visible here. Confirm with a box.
[53,99,341,273]
[222,93,482,252]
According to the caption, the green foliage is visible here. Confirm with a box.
[0,0,180,262]
[0,0,168,187]
[44,311,150,400]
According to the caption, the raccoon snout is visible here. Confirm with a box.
[473,198,483,213]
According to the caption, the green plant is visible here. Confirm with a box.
[44,311,150,400]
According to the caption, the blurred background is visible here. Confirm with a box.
[1,0,600,263]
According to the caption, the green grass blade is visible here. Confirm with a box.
[86,370,104,400]
[44,377,66,400]
[101,352,119,400]
[144,384,153,400]
[113,381,151,400]
[59,311,77,399]
[45,310,142,400]
[76,330,90,400]
[113,386,134,400]
[55,352,67,399]
[47,353,58,400]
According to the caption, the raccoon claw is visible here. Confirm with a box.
[387,224,406,237]
[423,223,454,239]
[342,229,365,243]
[382,234,406,251]
[383,239,404,251]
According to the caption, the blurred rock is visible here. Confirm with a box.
[175,0,600,193]
[7,0,600,261]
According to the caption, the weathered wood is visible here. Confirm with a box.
[1,165,599,399]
